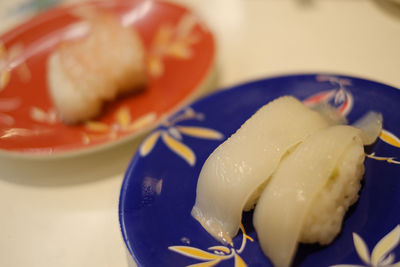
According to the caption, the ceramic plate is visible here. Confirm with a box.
[119,74,400,267]
[0,0,215,158]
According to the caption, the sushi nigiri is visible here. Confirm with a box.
[191,96,331,244]
[253,125,377,267]
[47,11,147,124]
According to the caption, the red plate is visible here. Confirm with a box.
[0,0,215,158]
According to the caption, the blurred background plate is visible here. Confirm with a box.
[0,0,216,158]
[119,73,400,267]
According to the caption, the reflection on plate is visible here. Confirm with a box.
[119,74,400,267]
[0,0,215,158]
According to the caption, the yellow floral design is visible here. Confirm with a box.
[139,107,223,166]
[0,42,31,91]
[366,153,400,165]
[0,127,52,139]
[169,224,253,267]
[30,107,58,124]
[380,129,400,148]
[148,13,200,77]
[83,106,156,144]
[0,98,19,126]
[331,225,400,267]
[0,43,11,90]
[366,129,400,165]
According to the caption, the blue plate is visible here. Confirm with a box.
[119,74,400,267]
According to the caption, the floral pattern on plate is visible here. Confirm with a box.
[170,224,253,267]
[331,225,400,267]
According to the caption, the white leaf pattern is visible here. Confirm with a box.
[353,233,371,265]
[371,226,400,266]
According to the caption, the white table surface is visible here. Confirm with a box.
[0,1,399,267]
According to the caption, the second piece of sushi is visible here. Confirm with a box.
[253,125,377,267]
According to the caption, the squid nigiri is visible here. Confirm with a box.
[253,125,379,267]
[191,96,331,244]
